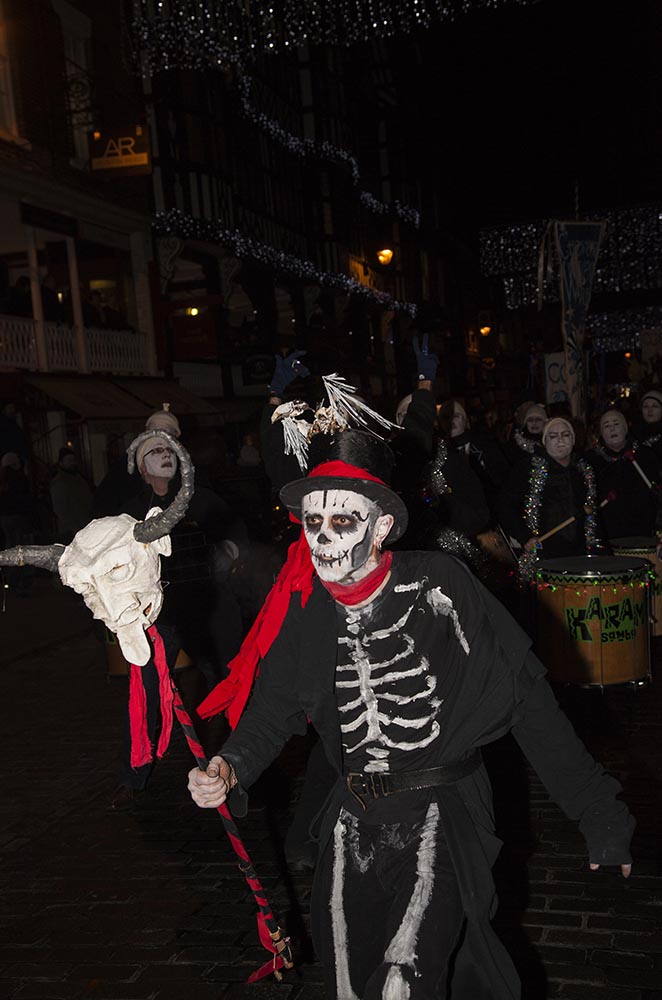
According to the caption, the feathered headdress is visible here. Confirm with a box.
[271,372,399,472]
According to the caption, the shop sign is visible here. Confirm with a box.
[89,126,151,176]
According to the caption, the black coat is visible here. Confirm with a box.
[497,454,597,558]
[220,551,633,1000]
[586,442,661,540]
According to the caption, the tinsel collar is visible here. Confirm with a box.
[590,442,627,463]
[513,428,538,454]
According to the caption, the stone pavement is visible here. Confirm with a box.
[0,583,661,1000]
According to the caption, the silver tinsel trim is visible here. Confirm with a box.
[513,428,536,454]
[589,442,621,463]
[524,456,548,536]
[519,455,601,580]
[577,458,600,552]
[435,528,490,582]
[429,439,450,495]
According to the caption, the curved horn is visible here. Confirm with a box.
[0,544,65,572]
[127,430,195,543]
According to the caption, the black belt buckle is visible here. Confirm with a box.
[345,772,391,811]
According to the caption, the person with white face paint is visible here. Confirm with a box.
[635,389,662,466]
[586,409,661,541]
[189,428,633,1000]
[497,415,603,565]
[438,399,510,521]
[504,402,547,467]
[106,430,245,810]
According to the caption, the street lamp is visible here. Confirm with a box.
[377,248,393,266]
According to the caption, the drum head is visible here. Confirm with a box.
[611,536,657,551]
[537,555,648,581]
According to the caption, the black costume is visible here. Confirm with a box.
[219,550,633,999]
[503,427,542,467]
[497,454,600,559]
[586,441,661,541]
[450,428,510,516]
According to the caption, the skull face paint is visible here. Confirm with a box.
[58,509,171,665]
[302,489,384,583]
[143,446,177,480]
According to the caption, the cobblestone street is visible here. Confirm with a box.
[1,579,661,1000]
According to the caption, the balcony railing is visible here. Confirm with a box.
[0,314,148,374]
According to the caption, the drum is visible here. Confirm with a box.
[535,556,651,686]
[611,537,662,637]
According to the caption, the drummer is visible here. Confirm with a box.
[586,409,661,542]
[497,416,603,565]
[636,389,662,461]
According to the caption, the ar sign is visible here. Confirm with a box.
[89,126,151,176]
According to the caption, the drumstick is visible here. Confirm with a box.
[535,494,615,546]
[535,516,577,545]
[624,451,653,489]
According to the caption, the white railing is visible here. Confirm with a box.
[87,327,147,373]
[0,315,39,369]
[0,314,148,374]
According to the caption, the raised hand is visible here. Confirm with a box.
[413,333,439,382]
[269,350,310,398]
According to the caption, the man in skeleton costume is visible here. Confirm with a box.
[189,428,633,1000]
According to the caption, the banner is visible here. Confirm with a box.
[554,221,605,418]
[544,352,570,406]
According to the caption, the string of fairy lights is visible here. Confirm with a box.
[480,206,662,313]
[588,306,662,353]
[235,68,420,228]
[133,0,531,69]
[154,208,418,315]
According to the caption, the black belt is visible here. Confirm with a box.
[345,750,482,811]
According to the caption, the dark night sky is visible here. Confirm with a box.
[387,0,661,229]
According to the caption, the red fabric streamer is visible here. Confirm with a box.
[149,625,174,759]
[128,627,174,768]
[129,662,152,769]
[198,529,314,728]
[307,459,389,487]
[197,459,392,728]
[245,913,290,983]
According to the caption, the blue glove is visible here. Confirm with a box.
[413,334,438,382]
[269,350,310,396]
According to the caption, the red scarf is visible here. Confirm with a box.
[197,460,393,728]
[320,550,392,605]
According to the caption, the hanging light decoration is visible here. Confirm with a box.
[480,205,662,310]
[235,67,420,228]
[132,0,532,70]
[154,208,417,315]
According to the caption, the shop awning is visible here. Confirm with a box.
[26,376,152,419]
[113,377,220,415]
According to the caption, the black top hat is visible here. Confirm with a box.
[280,429,409,542]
